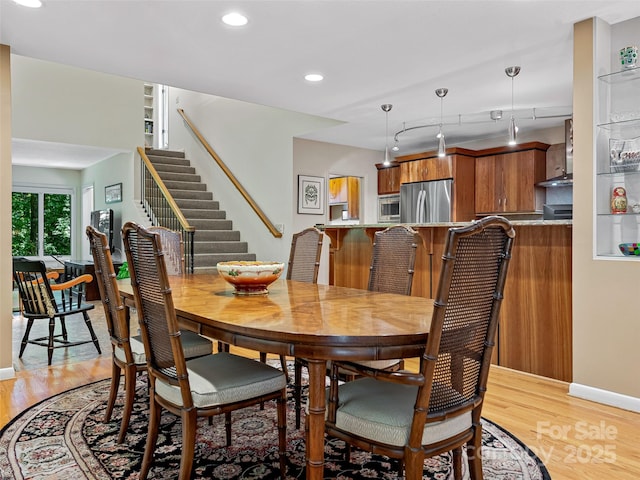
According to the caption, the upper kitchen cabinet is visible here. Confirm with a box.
[475,142,549,215]
[376,163,400,194]
[328,176,360,220]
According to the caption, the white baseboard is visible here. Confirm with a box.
[0,366,16,381]
[569,382,640,413]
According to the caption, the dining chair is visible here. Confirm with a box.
[354,224,420,369]
[325,216,515,480]
[122,221,287,480]
[12,258,101,365]
[294,225,418,428]
[86,225,213,443]
[147,226,184,275]
[259,227,324,386]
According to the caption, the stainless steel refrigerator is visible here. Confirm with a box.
[400,179,453,223]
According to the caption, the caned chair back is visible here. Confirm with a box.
[367,225,419,295]
[423,216,514,418]
[122,222,190,404]
[86,225,130,348]
[287,227,324,283]
[148,226,184,275]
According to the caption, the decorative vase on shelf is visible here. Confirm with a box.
[620,46,638,69]
[611,186,628,214]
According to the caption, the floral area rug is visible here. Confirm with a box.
[0,361,551,479]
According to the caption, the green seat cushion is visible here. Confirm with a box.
[114,330,212,365]
[155,352,286,408]
[334,377,471,447]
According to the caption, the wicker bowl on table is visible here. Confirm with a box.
[216,261,284,295]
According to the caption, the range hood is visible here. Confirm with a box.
[537,118,573,188]
[537,170,573,187]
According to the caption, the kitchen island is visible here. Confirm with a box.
[320,220,572,382]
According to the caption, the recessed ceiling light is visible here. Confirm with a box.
[222,12,248,26]
[304,73,324,82]
[13,0,42,7]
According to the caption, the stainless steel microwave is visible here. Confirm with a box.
[378,194,400,223]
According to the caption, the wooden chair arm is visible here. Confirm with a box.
[46,271,60,281]
[50,273,94,290]
[332,361,425,386]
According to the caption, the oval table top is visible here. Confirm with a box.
[118,274,433,361]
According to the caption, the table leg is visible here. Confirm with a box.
[306,359,326,480]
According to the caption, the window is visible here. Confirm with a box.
[12,187,74,259]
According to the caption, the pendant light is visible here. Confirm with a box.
[435,88,448,157]
[505,66,521,146]
[381,104,392,166]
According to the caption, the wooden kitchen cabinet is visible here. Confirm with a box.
[396,147,476,184]
[475,142,549,214]
[328,177,347,204]
[328,176,360,219]
[398,156,453,184]
[376,163,400,194]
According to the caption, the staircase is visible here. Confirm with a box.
[144,149,256,272]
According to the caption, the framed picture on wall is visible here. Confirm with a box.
[297,175,325,215]
[105,183,122,204]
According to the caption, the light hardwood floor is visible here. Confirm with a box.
[2,348,639,479]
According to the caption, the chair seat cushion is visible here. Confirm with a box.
[344,359,402,371]
[333,377,471,447]
[155,352,286,408]
[114,330,212,365]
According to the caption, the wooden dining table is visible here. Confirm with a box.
[117,273,433,480]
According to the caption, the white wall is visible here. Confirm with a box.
[11,55,142,150]
[168,88,341,267]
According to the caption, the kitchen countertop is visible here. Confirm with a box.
[318,219,572,229]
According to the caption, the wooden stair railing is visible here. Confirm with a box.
[138,146,196,273]
[177,108,283,239]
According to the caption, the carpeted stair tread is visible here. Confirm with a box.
[163,179,207,191]
[166,189,214,200]
[174,199,220,210]
[193,241,248,253]
[194,231,241,242]
[147,155,192,166]
[145,148,185,158]
[157,209,226,221]
[150,163,196,174]
[194,253,256,266]
[155,171,202,183]
[179,209,226,219]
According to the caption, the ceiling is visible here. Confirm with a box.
[3,0,640,169]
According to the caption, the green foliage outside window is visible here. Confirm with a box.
[44,193,71,255]
[12,192,38,256]
[12,191,72,257]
